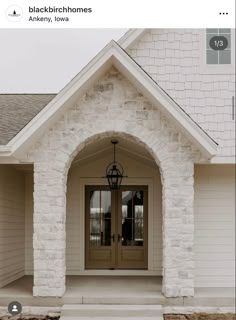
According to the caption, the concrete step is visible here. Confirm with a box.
[61,304,163,318]
[60,317,164,320]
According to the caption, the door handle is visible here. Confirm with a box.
[111,234,122,242]
[111,234,115,242]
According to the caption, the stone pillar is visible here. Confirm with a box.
[33,163,66,297]
[161,161,194,297]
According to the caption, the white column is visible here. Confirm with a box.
[33,164,66,297]
[161,161,194,297]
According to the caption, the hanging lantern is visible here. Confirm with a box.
[105,140,127,190]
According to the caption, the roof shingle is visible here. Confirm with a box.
[0,94,55,145]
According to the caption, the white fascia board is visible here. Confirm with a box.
[111,45,218,158]
[210,156,236,164]
[118,29,146,49]
[0,146,22,163]
[0,146,13,157]
[0,146,11,153]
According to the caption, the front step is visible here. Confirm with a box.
[60,316,163,320]
[60,304,163,319]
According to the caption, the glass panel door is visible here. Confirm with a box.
[117,186,148,269]
[89,190,112,247]
[121,190,144,246]
[85,186,115,269]
[85,185,148,270]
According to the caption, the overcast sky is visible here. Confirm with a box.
[0,29,128,93]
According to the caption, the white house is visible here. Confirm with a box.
[0,29,235,301]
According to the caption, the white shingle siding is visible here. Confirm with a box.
[194,164,235,287]
[128,29,235,162]
[0,166,25,287]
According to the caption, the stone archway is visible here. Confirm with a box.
[30,67,198,297]
[32,129,195,298]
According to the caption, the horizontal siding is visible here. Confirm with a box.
[194,164,235,288]
[25,173,33,275]
[0,165,25,287]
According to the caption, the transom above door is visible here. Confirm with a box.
[85,185,148,269]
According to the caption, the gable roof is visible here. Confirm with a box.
[0,94,55,145]
[0,40,217,160]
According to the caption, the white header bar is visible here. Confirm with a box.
[0,0,235,28]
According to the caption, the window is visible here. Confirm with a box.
[206,29,231,64]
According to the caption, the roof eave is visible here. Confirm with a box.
[0,146,22,163]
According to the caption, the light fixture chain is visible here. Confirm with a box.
[103,139,127,190]
[113,141,116,163]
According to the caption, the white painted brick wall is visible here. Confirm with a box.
[128,29,235,162]
[25,67,202,297]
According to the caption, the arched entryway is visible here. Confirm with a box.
[32,126,195,298]
[66,135,162,275]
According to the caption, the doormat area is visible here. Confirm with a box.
[164,314,236,320]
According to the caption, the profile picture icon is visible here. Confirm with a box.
[12,305,18,312]
[8,301,22,315]
[6,5,23,22]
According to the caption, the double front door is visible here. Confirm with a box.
[85,185,148,269]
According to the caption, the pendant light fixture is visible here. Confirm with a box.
[105,140,127,190]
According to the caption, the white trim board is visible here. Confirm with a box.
[118,29,146,49]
